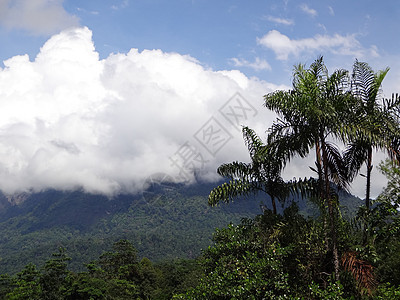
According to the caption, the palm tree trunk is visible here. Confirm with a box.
[321,137,340,281]
[271,195,277,215]
[366,146,373,211]
[315,141,324,199]
[363,146,373,245]
[315,141,330,253]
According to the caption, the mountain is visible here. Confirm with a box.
[0,180,363,275]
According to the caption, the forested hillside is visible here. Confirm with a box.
[0,178,361,276]
[0,180,262,274]
[0,181,364,299]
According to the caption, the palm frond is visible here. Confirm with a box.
[309,55,327,82]
[286,177,320,200]
[351,60,389,111]
[242,126,264,159]
[264,90,296,119]
[352,60,375,104]
[217,161,253,180]
[343,142,369,181]
[267,119,314,162]
[324,141,349,191]
[342,251,377,296]
[208,179,254,206]
[387,136,400,163]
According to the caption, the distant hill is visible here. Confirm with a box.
[0,179,363,274]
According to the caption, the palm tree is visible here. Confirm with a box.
[208,126,288,215]
[344,60,400,244]
[264,56,354,280]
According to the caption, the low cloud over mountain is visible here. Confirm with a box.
[0,27,283,195]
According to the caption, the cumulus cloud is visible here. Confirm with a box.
[257,30,379,60]
[0,0,79,35]
[230,57,272,71]
[0,26,285,196]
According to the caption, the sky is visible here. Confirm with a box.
[0,0,398,198]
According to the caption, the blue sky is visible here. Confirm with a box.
[1,0,399,87]
[0,0,398,197]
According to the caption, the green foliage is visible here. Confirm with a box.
[0,198,399,299]
[374,283,400,299]
[0,185,261,275]
[6,264,42,299]
[308,280,346,300]
[0,239,203,300]
[153,259,202,299]
[40,248,71,299]
[177,205,353,299]
[97,239,140,281]
[0,275,14,299]
[344,61,400,249]
[178,220,294,299]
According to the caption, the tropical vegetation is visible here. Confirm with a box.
[1,57,400,299]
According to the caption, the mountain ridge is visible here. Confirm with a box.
[0,179,363,275]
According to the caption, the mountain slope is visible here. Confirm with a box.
[0,180,363,275]
[0,181,262,274]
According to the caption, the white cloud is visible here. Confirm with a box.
[318,23,327,33]
[0,27,283,196]
[77,7,99,15]
[0,0,79,35]
[111,0,129,10]
[328,6,335,16]
[265,16,294,26]
[230,57,272,71]
[299,3,317,17]
[257,30,379,60]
